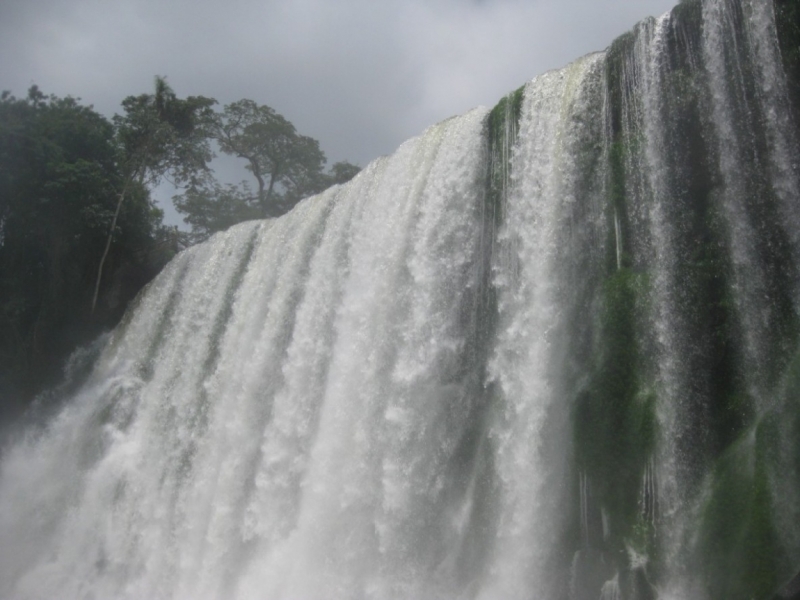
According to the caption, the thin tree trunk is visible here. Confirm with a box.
[264,173,276,210]
[251,158,265,202]
[240,154,266,207]
[91,184,127,315]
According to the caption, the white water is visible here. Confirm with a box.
[619,13,700,597]
[1,2,799,598]
[702,0,774,397]
[480,52,606,599]
[0,110,495,600]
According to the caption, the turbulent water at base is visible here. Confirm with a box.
[1,1,799,598]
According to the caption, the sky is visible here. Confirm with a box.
[0,0,677,225]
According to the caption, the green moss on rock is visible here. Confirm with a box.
[698,417,785,600]
[486,85,525,229]
[574,269,658,563]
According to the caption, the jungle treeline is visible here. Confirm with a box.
[0,79,360,420]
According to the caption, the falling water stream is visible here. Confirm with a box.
[1,1,798,598]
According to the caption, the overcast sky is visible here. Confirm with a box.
[1,0,676,224]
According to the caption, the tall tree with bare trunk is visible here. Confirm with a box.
[91,77,215,314]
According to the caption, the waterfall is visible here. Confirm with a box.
[480,51,607,599]
[1,1,798,598]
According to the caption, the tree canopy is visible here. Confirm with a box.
[92,78,216,312]
[0,86,178,419]
[0,81,361,416]
[215,99,325,212]
[174,99,360,242]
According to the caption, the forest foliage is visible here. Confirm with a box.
[0,80,360,418]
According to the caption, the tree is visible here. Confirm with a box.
[173,181,260,244]
[0,87,170,417]
[91,77,215,313]
[213,99,326,215]
[174,99,361,241]
[328,160,362,186]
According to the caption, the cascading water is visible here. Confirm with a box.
[481,52,607,600]
[0,1,798,598]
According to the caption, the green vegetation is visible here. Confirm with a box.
[0,86,173,418]
[174,99,360,243]
[573,268,658,566]
[0,80,360,417]
[585,1,800,596]
[92,77,216,313]
[1,0,797,591]
[486,85,524,228]
[697,417,784,600]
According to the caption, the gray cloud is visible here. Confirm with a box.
[0,0,676,223]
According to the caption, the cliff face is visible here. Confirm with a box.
[485,2,800,595]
